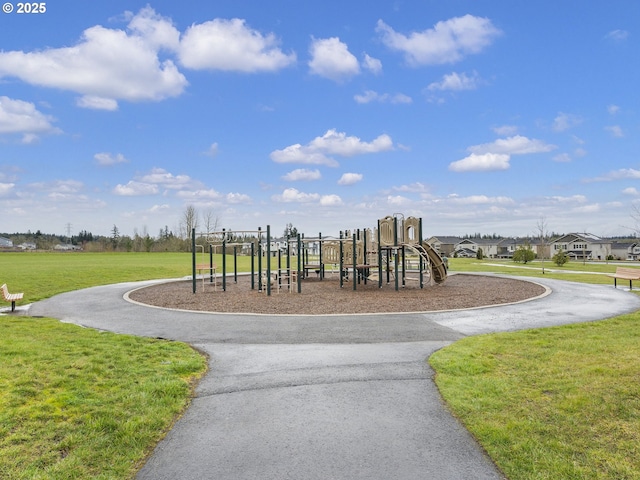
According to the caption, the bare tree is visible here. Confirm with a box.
[203,208,220,234]
[536,216,548,274]
[181,205,199,239]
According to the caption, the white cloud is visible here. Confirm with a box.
[447,194,514,205]
[337,173,363,185]
[76,96,119,111]
[552,153,572,163]
[468,135,557,155]
[94,152,129,166]
[354,90,412,104]
[272,188,320,203]
[0,8,187,107]
[387,195,410,206]
[176,189,222,200]
[393,182,428,193]
[376,15,501,66]
[0,183,15,196]
[282,169,322,181]
[179,18,295,72]
[492,125,518,136]
[226,192,252,204]
[449,153,511,172]
[308,37,360,81]
[586,168,640,182]
[362,53,382,74]
[271,129,394,166]
[605,125,624,138]
[607,104,620,115]
[552,112,582,132]
[622,187,640,196]
[204,143,219,157]
[113,181,159,196]
[605,29,629,42]
[270,144,338,167]
[427,71,480,91]
[0,96,59,140]
[547,195,587,203]
[320,194,343,206]
[139,168,197,189]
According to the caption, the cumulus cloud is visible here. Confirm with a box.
[226,192,252,204]
[376,15,501,66]
[308,37,360,81]
[0,8,187,109]
[204,143,219,157]
[585,168,640,183]
[179,18,296,72]
[337,173,363,185]
[354,90,412,104]
[605,125,624,138]
[94,152,129,166]
[270,129,394,167]
[272,188,320,203]
[427,71,481,91]
[282,169,322,181]
[622,187,640,196]
[139,167,196,189]
[447,194,514,205]
[468,135,557,155]
[450,136,556,172]
[449,153,511,172]
[552,112,582,132]
[0,96,59,141]
[362,54,382,74]
[0,183,16,196]
[320,194,343,206]
[113,181,159,196]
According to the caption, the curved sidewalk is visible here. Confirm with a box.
[28,276,640,480]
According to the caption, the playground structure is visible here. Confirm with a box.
[190,214,447,296]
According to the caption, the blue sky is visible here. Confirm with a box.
[1,1,639,239]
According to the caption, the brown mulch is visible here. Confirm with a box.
[127,273,546,315]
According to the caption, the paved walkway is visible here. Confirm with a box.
[27,275,640,480]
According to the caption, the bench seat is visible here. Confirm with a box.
[607,267,640,289]
[1,284,24,312]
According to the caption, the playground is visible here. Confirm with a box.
[129,213,547,313]
[128,273,546,314]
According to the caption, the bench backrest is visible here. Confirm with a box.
[615,267,640,277]
[1,284,8,299]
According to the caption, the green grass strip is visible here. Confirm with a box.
[430,314,640,479]
[0,317,207,479]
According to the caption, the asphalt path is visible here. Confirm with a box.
[26,275,640,480]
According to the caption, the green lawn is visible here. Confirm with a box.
[1,252,639,479]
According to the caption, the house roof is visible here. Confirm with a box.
[552,233,605,244]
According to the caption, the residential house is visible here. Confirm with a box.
[610,240,640,261]
[549,233,611,261]
[426,236,463,257]
[0,237,13,248]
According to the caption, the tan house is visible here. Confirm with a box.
[549,233,611,261]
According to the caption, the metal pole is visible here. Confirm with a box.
[234,245,238,283]
[266,225,271,296]
[297,233,302,293]
[339,231,344,288]
[191,228,196,294]
[222,228,227,292]
[258,227,263,291]
[353,232,357,291]
[209,244,214,284]
[251,241,255,290]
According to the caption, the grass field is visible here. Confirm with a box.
[1,252,639,479]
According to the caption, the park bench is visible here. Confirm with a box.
[1,284,24,312]
[608,267,640,289]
